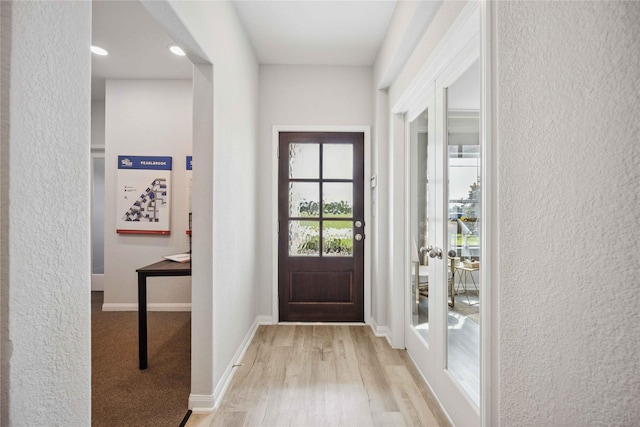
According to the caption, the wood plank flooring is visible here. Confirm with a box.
[186,325,450,427]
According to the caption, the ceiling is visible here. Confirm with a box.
[91,0,398,100]
[232,1,397,66]
[91,0,192,100]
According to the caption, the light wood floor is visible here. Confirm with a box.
[186,325,450,427]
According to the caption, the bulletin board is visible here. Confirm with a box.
[116,155,172,235]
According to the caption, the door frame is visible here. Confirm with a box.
[392,1,493,426]
[271,125,371,324]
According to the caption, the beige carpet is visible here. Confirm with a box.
[92,292,191,426]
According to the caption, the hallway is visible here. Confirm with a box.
[186,325,450,427]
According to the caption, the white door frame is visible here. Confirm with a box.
[392,1,493,426]
[271,125,372,324]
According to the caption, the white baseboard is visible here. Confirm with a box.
[188,394,215,414]
[189,314,275,413]
[91,274,104,291]
[406,350,454,427]
[369,318,392,347]
[101,302,192,312]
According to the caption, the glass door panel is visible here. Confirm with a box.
[322,220,353,256]
[289,143,319,179]
[409,108,430,336]
[322,183,353,218]
[445,59,481,406]
[289,182,319,217]
[322,143,353,179]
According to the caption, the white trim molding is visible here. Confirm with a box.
[479,1,495,426]
[91,274,104,292]
[368,318,392,346]
[188,394,215,415]
[389,1,493,425]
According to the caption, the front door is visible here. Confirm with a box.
[278,132,364,322]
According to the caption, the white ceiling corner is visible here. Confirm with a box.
[232,0,398,65]
[91,0,400,100]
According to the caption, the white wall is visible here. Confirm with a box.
[0,1,91,425]
[257,65,373,318]
[91,100,105,147]
[103,80,192,308]
[147,0,260,409]
[495,2,640,425]
[91,100,106,281]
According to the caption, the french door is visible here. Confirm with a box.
[404,29,483,426]
[278,132,365,322]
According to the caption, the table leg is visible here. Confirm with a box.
[449,267,455,308]
[138,273,148,370]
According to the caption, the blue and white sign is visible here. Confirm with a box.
[186,156,193,213]
[118,155,172,171]
[117,155,172,235]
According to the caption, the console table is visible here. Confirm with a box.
[452,263,479,306]
[136,259,191,370]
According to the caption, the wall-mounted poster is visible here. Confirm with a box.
[116,155,172,235]
[186,155,192,213]
[186,155,192,236]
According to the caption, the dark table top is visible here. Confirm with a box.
[136,259,191,275]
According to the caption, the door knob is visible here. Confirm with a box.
[428,246,443,260]
[355,233,364,241]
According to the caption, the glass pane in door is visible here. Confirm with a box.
[322,183,353,218]
[289,182,319,217]
[289,220,320,256]
[409,108,429,338]
[322,143,353,179]
[289,143,319,179]
[322,220,353,256]
[446,59,480,405]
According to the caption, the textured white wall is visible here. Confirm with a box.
[496,2,640,425]
[1,1,91,425]
[257,65,373,318]
[159,0,260,404]
[103,80,192,308]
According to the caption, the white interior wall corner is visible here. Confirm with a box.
[371,89,390,328]
[191,62,214,399]
[4,1,91,424]
[163,0,261,396]
[496,2,640,425]
[103,80,192,308]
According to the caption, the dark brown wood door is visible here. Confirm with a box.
[278,132,364,322]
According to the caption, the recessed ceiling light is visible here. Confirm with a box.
[169,45,186,57]
[91,45,109,56]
